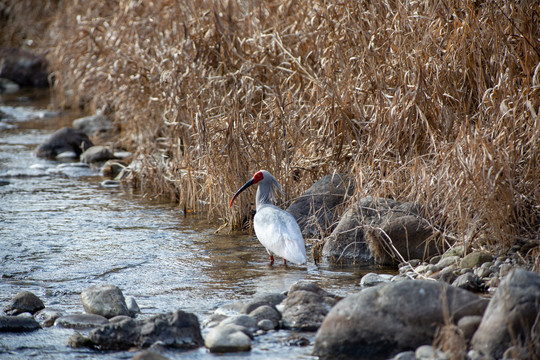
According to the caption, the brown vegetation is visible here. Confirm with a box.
[2,1,539,255]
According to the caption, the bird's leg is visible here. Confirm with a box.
[283,259,287,266]
[269,254,275,265]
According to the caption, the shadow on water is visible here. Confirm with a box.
[0,89,389,359]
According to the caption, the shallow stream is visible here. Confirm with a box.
[1,89,378,359]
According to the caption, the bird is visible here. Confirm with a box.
[229,170,307,266]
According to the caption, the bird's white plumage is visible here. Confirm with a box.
[254,204,307,265]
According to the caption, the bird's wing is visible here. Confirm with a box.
[253,205,307,264]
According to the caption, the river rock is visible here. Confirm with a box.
[452,273,483,293]
[0,315,41,332]
[0,47,49,87]
[360,272,393,287]
[72,114,113,136]
[3,291,45,315]
[471,268,540,358]
[281,282,336,331]
[219,315,258,334]
[241,292,286,314]
[318,197,440,265]
[81,284,130,318]
[313,280,489,360]
[36,127,93,159]
[35,308,63,327]
[286,173,354,237]
[205,323,252,353]
[88,309,203,350]
[457,315,482,341]
[248,305,280,330]
[81,145,115,163]
[132,350,171,360]
[55,314,109,329]
[460,251,493,269]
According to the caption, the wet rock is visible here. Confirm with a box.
[126,296,141,316]
[0,315,41,332]
[67,332,95,348]
[72,114,113,137]
[452,273,483,292]
[81,145,115,163]
[0,47,49,87]
[55,314,109,329]
[205,323,252,353]
[88,309,203,350]
[81,284,131,319]
[241,292,285,314]
[110,315,133,324]
[313,280,488,360]
[457,315,482,342]
[284,334,310,347]
[132,350,171,360]
[319,197,440,265]
[249,305,280,329]
[460,252,493,269]
[288,280,333,298]
[35,308,63,327]
[36,127,93,159]
[219,315,258,334]
[360,272,393,287]
[3,291,45,315]
[471,269,540,359]
[257,319,275,331]
[281,289,333,331]
[286,173,354,237]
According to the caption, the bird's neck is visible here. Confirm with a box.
[255,185,274,211]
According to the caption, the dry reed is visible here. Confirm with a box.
[2,0,539,254]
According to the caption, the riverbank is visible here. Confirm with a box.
[2,0,538,259]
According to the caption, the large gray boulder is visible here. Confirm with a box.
[286,173,354,237]
[318,197,440,265]
[87,310,203,350]
[313,280,488,360]
[471,269,540,358]
[81,284,131,319]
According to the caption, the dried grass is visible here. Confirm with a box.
[3,0,539,251]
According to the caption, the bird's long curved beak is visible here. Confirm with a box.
[229,178,254,207]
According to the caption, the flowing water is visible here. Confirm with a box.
[0,89,380,359]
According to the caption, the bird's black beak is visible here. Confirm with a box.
[229,178,254,207]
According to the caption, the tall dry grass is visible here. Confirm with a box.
[3,0,539,253]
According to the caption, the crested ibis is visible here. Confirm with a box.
[229,170,307,265]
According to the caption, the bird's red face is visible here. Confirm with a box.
[252,170,264,184]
